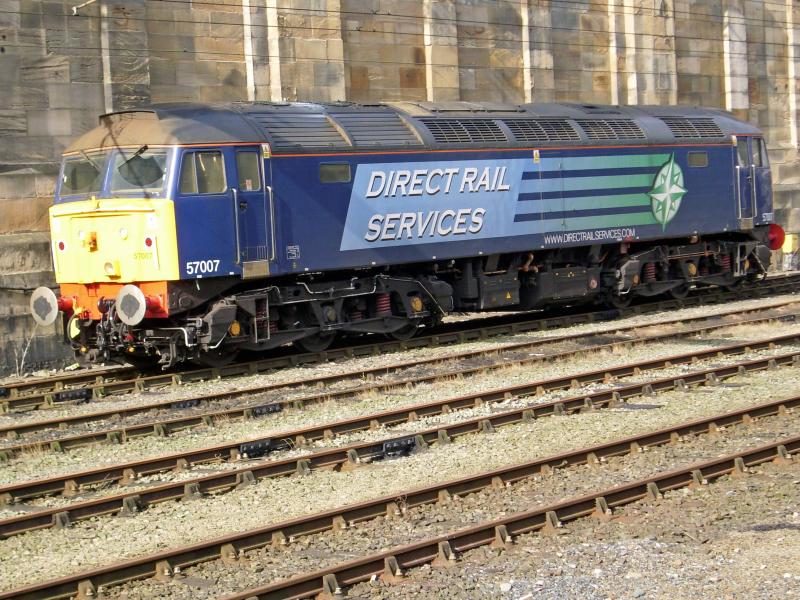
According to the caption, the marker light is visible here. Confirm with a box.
[119,228,128,240]
[57,241,65,251]
[145,237,153,248]
[768,223,786,251]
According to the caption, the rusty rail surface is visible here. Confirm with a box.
[1,338,798,535]
[3,273,797,410]
[1,402,796,600]
[2,307,797,457]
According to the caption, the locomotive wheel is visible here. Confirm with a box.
[668,283,690,299]
[598,291,632,309]
[387,320,421,341]
[295,331,337,353]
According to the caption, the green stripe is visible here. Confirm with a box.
[561,154,671,171]
[560,173,656,192]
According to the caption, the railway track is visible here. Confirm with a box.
[2,394,796,600]
[223,435,798,600]
[3,272,798,410]
[1,335,798,534]
[2,304,797,455]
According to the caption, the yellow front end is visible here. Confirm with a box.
[50,198,180,285]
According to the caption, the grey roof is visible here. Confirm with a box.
[65,101,762,155]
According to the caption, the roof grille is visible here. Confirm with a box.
[660,117,724,138]
[502,119,580,143]
[246,113,349,150]
[420,119,507,144]
[332,112,421,147]
[576,119,646,140]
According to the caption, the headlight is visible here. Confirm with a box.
[119,228,128,240]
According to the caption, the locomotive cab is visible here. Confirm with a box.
[734,135,773,229]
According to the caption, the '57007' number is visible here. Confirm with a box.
[185,260,220,275]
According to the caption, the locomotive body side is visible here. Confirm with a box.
[270,143,742,275]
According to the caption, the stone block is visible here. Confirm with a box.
[70,56,104,84]
[21,54,70,83]
[313,61,344,88]
[46,83,103,111]
[0,54,21,85]
[0,110,26,136]
[27,109,72,137]
[195,35,243,57]
[0,196,52,233]
[348,65,369,91]
[295,38,328,61]
[399,66,425,89]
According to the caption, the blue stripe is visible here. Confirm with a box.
[514,205,652,222]
[519,186,652,201]
[522,166,659,180]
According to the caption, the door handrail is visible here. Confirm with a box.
[232,188,241,264]
[267,185,276,262]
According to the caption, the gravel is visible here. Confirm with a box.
[349,461,800,600]
[104,399,800,598]
[1,360,799,592]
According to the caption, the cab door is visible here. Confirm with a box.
[735,137,754,228]
[231,146,274,278]
[751,137,773,225]
[176,149,240,279]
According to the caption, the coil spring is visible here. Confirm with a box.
[643,262,657,282]
[268,321,278,334]
[375,293,392,317]
[700,261,710,276]
[721,254,732,272]
[349,310,363,322]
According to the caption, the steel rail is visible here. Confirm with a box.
[1,349,799,538]
[2,403,797,600]
[222,436,800,600]
[0,329,798,518]
[3,299,797,441]
[3,272,798,410]
[2,308,797,458]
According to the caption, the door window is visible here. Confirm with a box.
[236,152,262,191]
[179,151,226,194]
[752,139,763,167]
[736,139,750,166]
[753,138,770,168]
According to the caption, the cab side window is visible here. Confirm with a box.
[179,151,226,194]
[736,139,749,166]
[236,152,262,191]
[753,138,769,168]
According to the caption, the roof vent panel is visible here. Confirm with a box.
[660,117,724,138]
[246,113,350,149]
[576,119,646,140]
[333,112,422,147]
[420,119,508,144]
[502,119,581,144]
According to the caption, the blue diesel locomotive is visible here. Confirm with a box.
[30,101,784,367]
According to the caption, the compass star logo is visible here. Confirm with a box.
[648,154,687,230]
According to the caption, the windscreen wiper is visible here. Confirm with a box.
[121,145,149,166]
[79,150,102,172]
